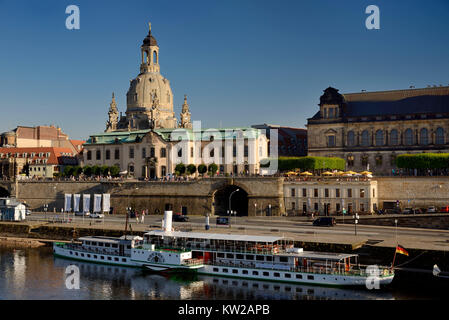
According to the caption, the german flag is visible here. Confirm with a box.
[395,245,409,256]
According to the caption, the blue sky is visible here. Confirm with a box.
[0,0,448,140]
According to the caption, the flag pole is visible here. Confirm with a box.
[391,248,398,270]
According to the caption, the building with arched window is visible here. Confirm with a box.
[83,23,268,178]
[306,86,449,174]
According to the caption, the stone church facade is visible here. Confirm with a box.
[83,23,268,178]
[307,86,449,175]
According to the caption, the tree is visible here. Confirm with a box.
[83,166,93,176]
[198,164,207,176]
[260,156,345,172]
[92,165,101,176]
[73,166,83,176]
[175,163,186,175]
[109,165,120,177]
[101,165,110,176]
[63,165,74,177]
[186,164,197,175]
[208,163,218,176]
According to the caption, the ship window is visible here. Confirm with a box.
[242,270,248,275]
[85,241,90,245]
[127,245,131,249]
[266,256,273,261]
[296,288,302,292]
[87,254,91,258]
[280,257,288,263]
[107,257,112,261]
[245,254,254,260]
[105,243,111,247]
[274,285,280,291]
[94,255,98,259]
[213,268,219,272]
[91,242,97,246]
[222,268,228,273]
[232,269,238,274]
[114,258,119,261]
[75,253,78,256]
[307,275,314,280]
[263,272,269,276]
[81,253,84,257]
[217,253,224,258]
[285,273,292,278]
[274,273,280,277]
[226,253,234,259]
[98,243,104,247]
[236,254,244,260]
[112,244,118,248]
[252,271,259,276]
[242,282,248,287]
[122,258,126,262]
[253,284,259,288]
[256,255,264,261]
[296,274,302,279]
[307,289,314,294]
[263,284,269,289]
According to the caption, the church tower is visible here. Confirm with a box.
[105,93,119,132]
[140,22,160,74]
[179,95,192,129]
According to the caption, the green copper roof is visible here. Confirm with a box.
[84,127,262,145]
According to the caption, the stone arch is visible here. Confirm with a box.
[0,186,10,197]
[211,184,249,216]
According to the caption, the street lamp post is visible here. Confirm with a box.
[395,219,398,244]
[353,213,359,236]
[254,203,257,217]
[268,204,272,219]
[228,188,239,227]
[44,204,48,222]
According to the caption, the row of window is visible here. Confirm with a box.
[347,153,396,167]
[290,201,371,213]
[68,250,128,263]
[289,187,373,198]
[216,252,288,262]
[212,266,314,281]
[346,127,445,147]
[86,145,253,161]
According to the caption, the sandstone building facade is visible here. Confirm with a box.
[83,23,268,178]
[307,86,449,175]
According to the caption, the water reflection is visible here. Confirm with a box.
[0,246,395,300]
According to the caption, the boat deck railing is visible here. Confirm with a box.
[182,258,204,266]
[60,243,131,258]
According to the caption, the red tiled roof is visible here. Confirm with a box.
[0,147,76,165]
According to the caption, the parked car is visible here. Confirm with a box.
[313,217,336,227]
[427,206,437,213]
[75,211,90,217]
[440,206,449,213]
[216,217,230,225]
[90,213,105,219]
[411,208,422,214]
[172,214,189,222]
[402,207,413,214]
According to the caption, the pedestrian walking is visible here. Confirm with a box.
[135,210,139,224]
[141,209,145,224]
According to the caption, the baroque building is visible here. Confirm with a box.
[83,23,268,178]
[307,86,449,175]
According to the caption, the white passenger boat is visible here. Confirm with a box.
[53,211,394,287]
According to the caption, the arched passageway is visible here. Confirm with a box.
[0,187,10,197]
[213,185,248,216]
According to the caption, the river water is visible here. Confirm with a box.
[0,246,446,300]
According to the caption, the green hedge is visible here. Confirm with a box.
[396,153,449,169]
[260,156,345,171]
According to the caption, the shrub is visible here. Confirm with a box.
[109,165,120,177]
[198,164,207,175]
[396,153,449,169]
[260,156,345,171]
[175,163,186,175]
[186,164,197,175]
[208,163,218,176]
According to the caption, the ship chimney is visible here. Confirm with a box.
[163,210,173,232]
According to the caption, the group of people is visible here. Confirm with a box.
[130,209,147,224]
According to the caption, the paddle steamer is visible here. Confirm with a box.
[53,211,394,287]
